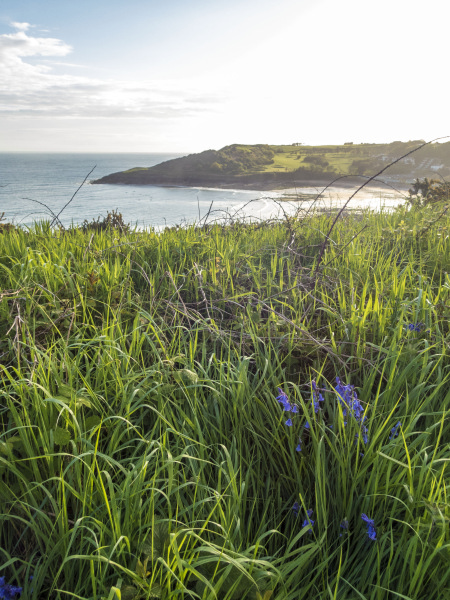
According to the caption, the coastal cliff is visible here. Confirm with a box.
[92,141,450,189]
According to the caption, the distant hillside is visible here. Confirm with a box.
[92,141,450,189]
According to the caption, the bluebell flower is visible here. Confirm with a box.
[304,421,310,429]
[361,513,377,541]
[276,388,291,411]
[292,502,300,517]
[276,388,289,403]
[311,380,324,413]
[405,322,423,333]
[276,388,298,415]
[0,576,23,599]
[336,378,369,444]
[361,425,369,445]
[302,509,315,533]
[285,418,293,427]
[296,439,302,452]
[361,513,374,526]
[389,421,402,440]
[339,519,349,536]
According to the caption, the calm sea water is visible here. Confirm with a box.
[0,152,286,229]
[0,153,406,229]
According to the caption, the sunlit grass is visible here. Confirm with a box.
[0,202,449,599]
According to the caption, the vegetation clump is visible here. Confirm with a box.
[0,212,15,233]
[0,200,449,599]
[81,209,131,233]
[408,177,450,205]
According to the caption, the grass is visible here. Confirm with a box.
[0,199,449,599]
[258,143,414,176]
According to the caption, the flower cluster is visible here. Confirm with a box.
[0,577,22,600]
[292,504,315,533]
[311,380,325,413]
[405,322,423,332]
[278,383,379,544]
[276,388,302,449]
[276,388,299,428]
[276,379,369,445]
[335,378,369,444]
[361,514,377,541]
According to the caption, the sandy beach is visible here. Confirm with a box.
[277,182,409,211]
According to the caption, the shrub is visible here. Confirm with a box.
[408,177,450,205]
[81,209,131,233]
[0,212,15,234]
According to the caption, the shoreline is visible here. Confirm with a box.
[92,177,411,195]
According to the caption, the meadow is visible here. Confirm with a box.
[0,197,449,599]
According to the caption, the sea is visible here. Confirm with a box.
[0,153,408,230]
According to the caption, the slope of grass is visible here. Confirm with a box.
[93,140,450,186]
[0,202,449,599]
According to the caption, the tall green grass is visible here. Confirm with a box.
[0,203,449,599]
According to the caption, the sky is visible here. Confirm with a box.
[1,0,449,153]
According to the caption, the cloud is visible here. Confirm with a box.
[10,22,32,31]
[0,25,219,121]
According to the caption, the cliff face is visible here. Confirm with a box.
[92,144,280,186]
[92,141,450,189]
[91,169,335,190]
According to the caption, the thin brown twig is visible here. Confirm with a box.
[50,166,96,228]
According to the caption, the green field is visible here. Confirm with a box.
[1,199,449,599]
[94,141,450,187]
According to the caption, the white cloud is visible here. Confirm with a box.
[0,26,219,121]
[10,22,31,31]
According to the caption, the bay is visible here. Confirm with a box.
[0,152,406,229]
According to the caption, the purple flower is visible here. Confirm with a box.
[357,425,369,445]
[285,418,293,427]
[302,509,315,533]
[296,439,302,452]
[340,519,349,536]
[336,378,369,443]
[292,502,300,517]
[276,388,289,403]
[311,380,324,413]
[276,388,298,416]
[0,577,23,600]
[361,513,374,526]
[361,513,377,541]
[304,421,310,429]
[405,322,423,333]
[389,421,402,440]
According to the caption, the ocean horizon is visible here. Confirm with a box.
[0,152,406,229]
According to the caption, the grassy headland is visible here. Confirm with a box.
[92,141,450,189]
[0,199,449,599]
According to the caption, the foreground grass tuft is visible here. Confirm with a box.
[1,203,449,599]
